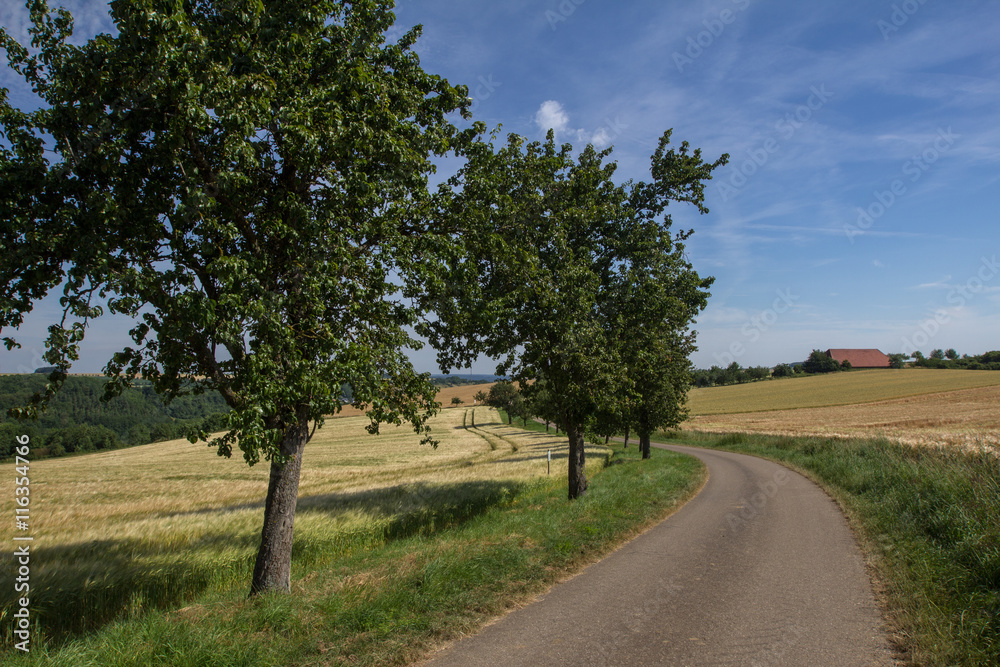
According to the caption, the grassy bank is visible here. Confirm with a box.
[661,430,1000,666]
[1,413,703,666]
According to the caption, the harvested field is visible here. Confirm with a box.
[687,369,1000,415]
[1,403,588,550]
[332,381,495,418]
[687,384,1000,451]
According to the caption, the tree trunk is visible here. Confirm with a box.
[507,412,512,425]
[545,420,550,432]
[640,432,651,460]
[565,421,588,499]
[623,426,629,448]
[604,434,610,445]
[249,414,310,596]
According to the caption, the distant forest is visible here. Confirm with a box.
[0,376,230,460]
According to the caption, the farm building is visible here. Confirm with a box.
[825,349,890,368]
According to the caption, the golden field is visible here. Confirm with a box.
[0,404,594,553]
[687,369,1000,415]
[332,381,495,418]
[685,370,1000,450]
[0,404,608,642]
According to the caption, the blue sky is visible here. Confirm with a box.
[3,0,999,374]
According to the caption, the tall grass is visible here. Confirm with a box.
[667,430,1000,666]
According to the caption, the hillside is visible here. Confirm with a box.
[0,375,230,458]
[686,368,1000,416]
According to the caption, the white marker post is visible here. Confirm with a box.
[547,449,551,475]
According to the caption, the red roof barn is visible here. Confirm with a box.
[825,349,890,369]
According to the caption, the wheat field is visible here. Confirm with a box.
[685,371,1000,451]
[687,368,1000,415]
[2,405,602,549]
[0,405,607,641]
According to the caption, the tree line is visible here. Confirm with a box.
[1,1,725,595]
[690,351,847,387]
[911,350,1000,370]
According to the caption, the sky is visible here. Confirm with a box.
[2,0,999,375]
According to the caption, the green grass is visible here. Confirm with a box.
[687,369,1000,415]
[1,440,703,666]
[660,429,1000,666]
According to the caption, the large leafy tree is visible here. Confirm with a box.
[433,133,631,499]
[1,0,482,595]
[610,141,721,458]
[485,379,519,424]
[427,130,725,498]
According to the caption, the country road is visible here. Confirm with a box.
[417,443,897,666]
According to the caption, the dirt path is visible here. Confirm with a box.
[417,443,896,666]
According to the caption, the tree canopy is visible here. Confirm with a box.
[426,130,725,497]
[1,0,482,594]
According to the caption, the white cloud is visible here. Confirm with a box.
[535,100,570,135]
[591,126,612,148]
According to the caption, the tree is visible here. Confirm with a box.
[425,130,725,495]
[486,380,519,424]
[772,363,795,377]
[945,348,959,360]
[802,350,841,374]
[1,0,482,595]
[887,353,907,369]
[930,349,945,360]
[607,168,716,458]
[450,396,464,406]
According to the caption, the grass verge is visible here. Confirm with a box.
[2,442,703,666]
[660,429,1000,666]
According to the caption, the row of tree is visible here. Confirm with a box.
[692,363,774,387]
[912,350,1000,370]
[0,2,725,595]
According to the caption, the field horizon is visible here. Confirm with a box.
[684,369,1000,451]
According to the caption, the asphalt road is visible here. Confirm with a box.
[417,443,896,666]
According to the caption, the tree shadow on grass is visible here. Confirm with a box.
[0,478,526,651]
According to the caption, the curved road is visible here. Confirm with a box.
[418,443,896,666]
